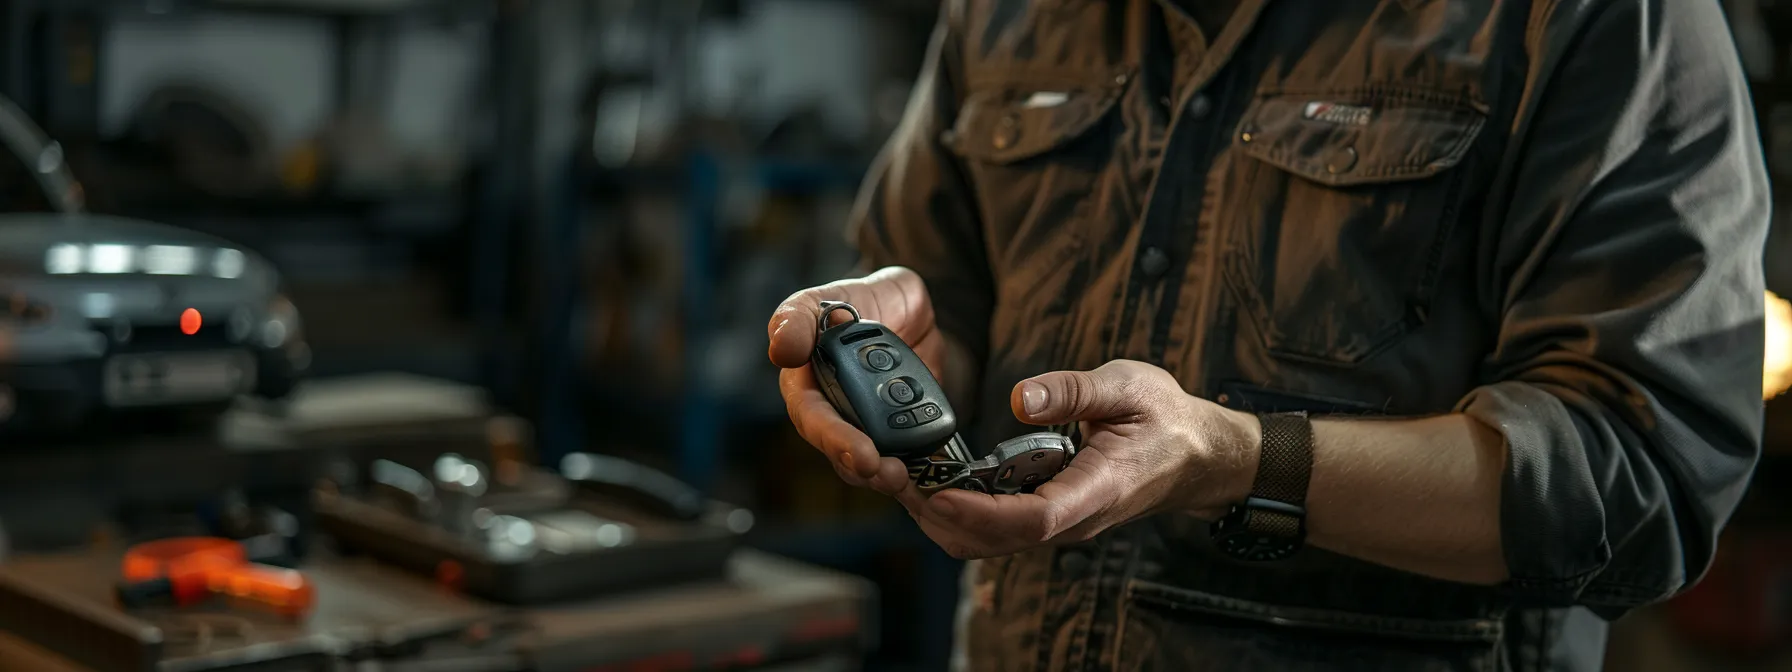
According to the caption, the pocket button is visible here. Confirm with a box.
[1187,94,1212,120]
[1139,246,1170,279]
[1057,550,1091,578]
[993,115,1020,150]
[1325,145,1359,174]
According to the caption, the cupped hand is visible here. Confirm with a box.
[768,266,948,493]
[887,360,1261,560]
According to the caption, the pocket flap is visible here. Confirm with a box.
[947,84,1122,164]
[1238,93,1486,187]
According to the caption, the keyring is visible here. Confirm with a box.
[816,300,861,333]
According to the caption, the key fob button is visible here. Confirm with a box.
[915,403,942,424]
[888,411,916,428]
[863,347,897,372]
[887,380,917,405]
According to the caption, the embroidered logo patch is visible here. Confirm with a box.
[1303,101,1373,126]
[1020,91,1070,109]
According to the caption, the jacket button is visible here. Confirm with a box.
[1187,94,1213,120]
[1057,550,1091,578]
[1326,146,1359,174]
[1140,246,1170,279]
[993,115,1020,150]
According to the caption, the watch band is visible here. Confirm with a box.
[1242,411,1314,536]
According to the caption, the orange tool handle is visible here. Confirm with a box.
[119,536,316,618]
[205,564,316,618]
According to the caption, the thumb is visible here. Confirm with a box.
[766,294,824,369]
[1011,361,1146,425]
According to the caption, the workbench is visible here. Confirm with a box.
[0,373,877,670]
[0,546,875,672]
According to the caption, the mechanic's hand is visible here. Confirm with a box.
[768,266,947,493]
[891,360,1261,560]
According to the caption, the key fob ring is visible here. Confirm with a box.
[816,300,860,332]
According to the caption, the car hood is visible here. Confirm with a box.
[0,213,274,284]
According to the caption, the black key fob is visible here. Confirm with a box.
[810,301,957,461]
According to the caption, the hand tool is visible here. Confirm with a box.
[115,536,315,619]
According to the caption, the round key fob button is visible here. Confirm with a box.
[863,347,897,372]
[887,379,917,405]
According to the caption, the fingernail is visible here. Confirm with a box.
[1022,382,1048,416]
[771,318,788,340]
[838,451,855,474]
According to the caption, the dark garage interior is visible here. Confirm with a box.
[0,1,1788,670]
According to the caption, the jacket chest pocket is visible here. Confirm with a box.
[1222,92,1486,366]
[946,77,1123,305]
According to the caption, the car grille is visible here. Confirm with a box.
[92,321,239,353]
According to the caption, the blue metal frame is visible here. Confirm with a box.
[551,149,864,489]
[538,153,589,467]
[675,152,864,493]
[678,151,725,493]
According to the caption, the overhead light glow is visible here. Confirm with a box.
[45,244,83,274]
[36,142,62,174]
[141,245,197,275]
[262,319,288,348]
[88,244,133,274]
[82,292,115,319]
[42,243,249,277]
[213,249,245,279]
[1766,290,1792,400]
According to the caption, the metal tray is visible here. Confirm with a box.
[312,468,747,605]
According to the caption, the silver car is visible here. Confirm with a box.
[0,95,308,432]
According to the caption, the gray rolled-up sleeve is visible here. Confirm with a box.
[1457,0,1768,616]
[846,0,995,362]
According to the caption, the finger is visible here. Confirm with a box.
[892,479,933,516]
[890,486,1003,560]
[866,456,911,496]
[927,452,1117,544]
[913,516,1006,560]
[766,268,935,369]
[831,459,871,488]
[767,286,831,369]
[1012,360,1155,426]
[780,367,881,479]
[858,266,937,346]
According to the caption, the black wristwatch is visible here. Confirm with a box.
[1211,411,1314,562]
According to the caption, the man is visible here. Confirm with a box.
[767,0,1768,669]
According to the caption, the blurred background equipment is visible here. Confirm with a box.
[0,0,1784,670]
[124,82,282,200]
[313,449,750,604]
[0,91,309,435]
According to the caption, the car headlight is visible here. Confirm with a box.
[1,293,52,327]
[263,294,302,348]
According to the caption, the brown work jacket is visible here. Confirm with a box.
[848,0,1771,670]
